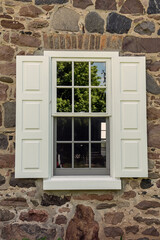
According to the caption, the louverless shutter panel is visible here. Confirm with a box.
[16,56,49,178]
[114,56,148,177]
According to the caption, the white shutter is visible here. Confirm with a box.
[15,56,50,178]
[114,56,148,177]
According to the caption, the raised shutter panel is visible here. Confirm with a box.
[16,56,49,178]
[115,57,148,177]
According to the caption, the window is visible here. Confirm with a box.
[15,51,148,190]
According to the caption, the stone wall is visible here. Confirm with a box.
[0,0,160,239]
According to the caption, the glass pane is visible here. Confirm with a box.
[91,143,106,168]
[74,62,89,86]
[57,62,72,86]
[57,143,72,168]
[57,117,72,141]
[91,88,106,112]
[91,62,106,86]
[74,117,89,141]
[74,88,89,112]
[74,143,89,168]
[57,88,72,112]
[91,118,106,141]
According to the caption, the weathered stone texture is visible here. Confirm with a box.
[3,102,16,128]
[0,197,28,207]
[28,20,49,29]
[11,33,41,47]
[0,62,16,75]
[147,60,160,71]
[135,200,160,210]
[19,5,42,17]
[10,172,36,188]
[142,226,159,236]
[35,0,68,4]
[122,190,136,199]
[20,209,48,222]
[134,216,160,225]
[104,212,124,225]
[0,174,5,185]
[120,0,144,14]
[146,73,160,95]
[95,0,117,10]
[0,134,8,150]
[134,21,155,35]
[0,45,14,61]
[125,225,139,234]
[85,12,104,34]
[73,0,93,9]
[0,82,8,101]
[140,179,153,189]
[147,0,160,14]
[73,193,113,201]
[96,203,116,209]
[148,124,160,149]
[55,215,67,225]
[41,193,70,206]
[107,13,132,34]
[0,154,15,168]
[104,227,124,238]
[1,20,24,29]
[0,76,13,83]
[0,209,15,221]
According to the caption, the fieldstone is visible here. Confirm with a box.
[11,33,41,48]
[95,0,117,10]
[145,210,159,216]
[149,172,160,179]
[0,45,14,61]
[106,12,132,34]
[0,14,12,19]
[73,0,93,9]
[140,179,153,189]
[35,0,68,4]
[134,21,155,35]
[0,154,15,168]
[42,5,54,11]
[147,60,160,71]
[0,76,13,83]
[28,20,49,29]
[147,0,160,14]
[10,172,36,188]
[1,20,24,29]
[59,207,70,213]
[142,226,159,236]
[0,134,8,150]
[123,36,160,53]
[135,200,160,210]
[96,203,116,209]
[66,204,99,240]
[73,193,113,201]
[104,212,124,225]
[156,179,160,188]
[20,209,48,222]
[85,12,104,34]
[3,102,16,128]
[134,216,160,225]
[104,227,124,238]
[41,193,70,206]
[0,62,16,75]
[15,0,32,2]
[158,29,160,35]
[0,107,2,126]
[19,5,42,17]
[146,73,160,94]
[125,225,139,234]
[122,190,136,199]
[0,174,5,185]
[0,82,8,101]
[137,238,149,240]
[0,209,15,221]
[55,215,67,225]
[148,108,160,120]
[120,0,144,14]
[51,8,79,32]
[1,224,56,240]
[148,124,160,149]
[0,197,28,207]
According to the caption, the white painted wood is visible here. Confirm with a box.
[16,56,50,178]
[115,57,148,177]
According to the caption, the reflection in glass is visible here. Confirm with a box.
[57,143,72,168]
[91,62,106,86]
[74,118,89,141]
[57,88,72,112]
[74,88,89,112]
[91,143,106,168]
[74,143,89,168]
[91,118,106,141]
[74,62,89,86]
[57,117,72,141]
[91,88,106,112]
[57,62,72,86]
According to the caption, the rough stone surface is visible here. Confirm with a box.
[55,215,67,225]
[125,225,139,234]
[140,179,153,189]
[0,134,8,150]
[66,204,99,240]
[85,12,104,34]
[147,60,160,71]
[0,174,5,185]
[135,200,160,210]
[0,62,16,75]
[11,33,41,48]
[28,19,49,29]
[104,227,124,238]
[52,8,80,32]
[96,203,116,209]
[73,0,93,9]
[20,209,48,222]
[95,0,117,10]
[148,124,160,149]
[35,0,68,4]
[0,76,13,83]
[104,212,124,225]
[73,194,113,201]
[19,5,42,17]
[146,73,160,94]
[3,102,16,128]
[10,172,36,188]
[41,193,70,206]
[156,179,160,188]
[122,190,136,199]
[148,108,160,121]
[106,12,132,34]
[147,0,160,14]
[0,154,15,168]
[0,82,8,101]
[134,216,160,225]
[0,45,14,61]
[142,226,159,236]
[0,197,28,207]
[0,209,15,221]
[134,21,155,35]
[120,0,144,14]
[1,20,24,29]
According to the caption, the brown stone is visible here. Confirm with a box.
[3,32,9,42]
[28,19,49,29]
[0,209,15,221]
[125,225,139,234]
[142,226,159,236]
[42,5,54,11]
[19,5,42,18]
[122,190,136,199]
[73,193,113,201]
[130,179,139,189]
[89,35,95,50]
[148,152,160,159]
[0,45,14,61]
[123,36,160,53]
[148,124,160,149]
[59,207,70,213]
[95,0,117,10]
[145,210,159,216]
[0,82,8,101]
[120,0,144,14]
[55,215,67,225]
[60,35,65,49]
[41,193,70,206]
[66,34,71,49]
[1,20,24,29]
[11,33,41,48]
[0,197,28,207]
[148,172,160,179]
[104,227,124,238]
[135,200,160,210]
[0,154,15,168]
[73,0,93,9]
[147,60,160,71]
[0,76,13,83]
[0,62,16,75]
[148,108,160,121]
[0,14,12,19]
[66,204,99,240]
[104,212,124,225]
[0,106,2,126]
[6,7,14,14]
[156,179,160,188]
[20,209,48,222]
[96,203,116,209]
[134,216,160,225]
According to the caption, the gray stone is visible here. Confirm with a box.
[0,174,5,185]
[147,0,160,14]
[3,102,16,128]
[134,21,155,35]
[51,8,79,32]
[106,12,132,34]
[140,179,153,189]
[0,134,8,150]
[96,203,116,209]
[146,73,160,95]
[10,172,36,188]
[85,12,104,34]
[35,0,68,4]
[158,29,160,35]
[0,209,15,221]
